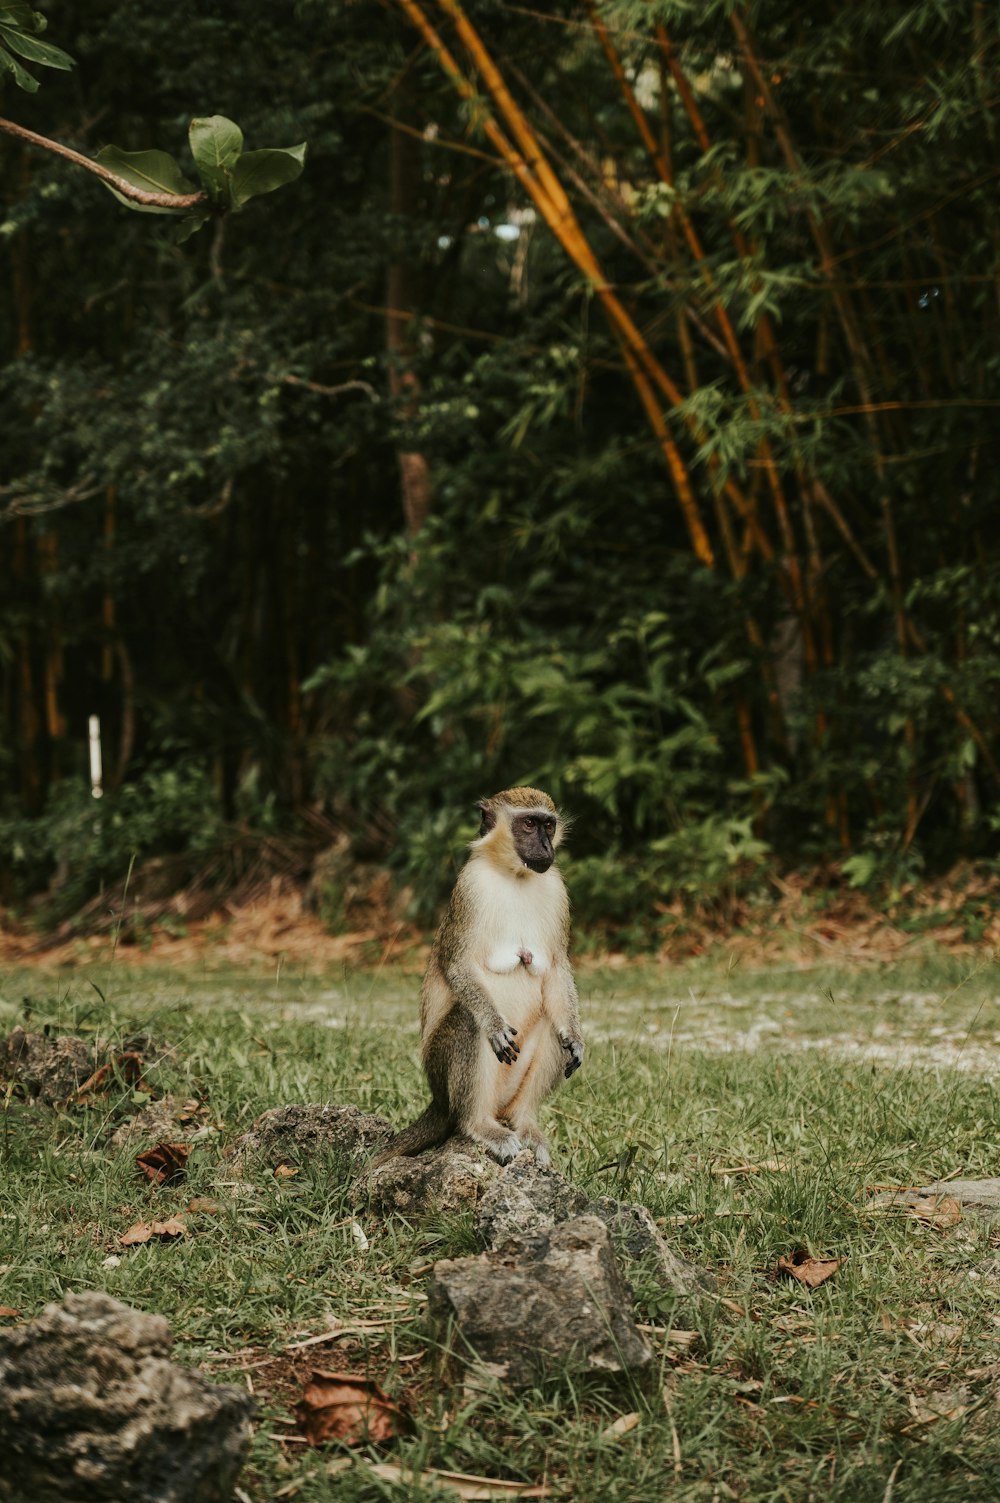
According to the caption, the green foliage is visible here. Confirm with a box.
[0,2,72,92]
[1,0,998,936]
[0,763,224,920]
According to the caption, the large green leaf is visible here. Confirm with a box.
[0,22,73,68]
[188,115,244,201]
[95,146,198,215]
[230,144,306,209]
[0,42,37,89]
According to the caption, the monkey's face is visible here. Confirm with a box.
[511,810,557,873]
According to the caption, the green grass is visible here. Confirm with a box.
[3,951,1000,1500]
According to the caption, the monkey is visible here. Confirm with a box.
[374,786,584,1169]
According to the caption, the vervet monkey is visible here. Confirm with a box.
[378,786,584,1168]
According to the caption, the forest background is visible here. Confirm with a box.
[1,0,998,950]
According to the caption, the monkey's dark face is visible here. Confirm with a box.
[512,811,557,873]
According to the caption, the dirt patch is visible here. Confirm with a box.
[0,880,426,972]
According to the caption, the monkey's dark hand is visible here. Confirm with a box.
[560,1035,584,1078]
[489,1022,520,1065]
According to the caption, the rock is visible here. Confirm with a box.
[920,1179,1000,1215]
[473,1164,714,1310]
[427,1215,655,1389]
[0,1027,98,1105]
[474,1154,589,1247]
[366,1138,492,1215]
[0,1028,168,1109]
[0,1291,254,1503]
[224,1102,393,1180]
[590,1197,716,1299]
[108,1096,187,1151]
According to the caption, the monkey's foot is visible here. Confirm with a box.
[489,1022,520,1065]
[470,1123,523,1164]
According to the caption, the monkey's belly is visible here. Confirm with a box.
[493,1013,557,1116]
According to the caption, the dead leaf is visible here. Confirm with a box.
[325,1459,551,1498]
[186,1196,220,1214]
[296,1370,412,1448]
[69,1050,146,1105]
[120,1216,187,1246]
[136,1142,191,1185]
[907,1195,961,1229]
[775,1249,844,1288]
[0,1306,20,1318]
[273,1163,300,1180]
[601,1411,641,1440]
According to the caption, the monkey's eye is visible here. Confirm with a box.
[544,819,556,834]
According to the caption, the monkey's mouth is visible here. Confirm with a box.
[524,857,553,874]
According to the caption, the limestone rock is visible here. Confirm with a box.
[590,1196,716,1298]
[0,1291,254,1503]
[225,1102,393,1180]
[474,1154,589,1247]
[366,1138,492,1215]
[0,1027,99,1105]
[427,1214,655,1389]
[920,1178,1000,1215]
[109,1095,187,1150]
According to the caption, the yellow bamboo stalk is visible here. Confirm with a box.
[396,0,717,565]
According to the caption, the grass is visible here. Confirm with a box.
[2,949,1000,1500]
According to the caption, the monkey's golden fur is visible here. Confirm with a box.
[374,786,583,1167]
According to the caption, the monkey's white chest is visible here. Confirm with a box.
[471,862,560,990]
[485,943,550,977]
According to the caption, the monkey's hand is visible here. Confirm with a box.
[489,1021,520,1065]
[560,1034,584,1078]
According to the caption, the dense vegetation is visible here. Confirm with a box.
[2,0,998,932]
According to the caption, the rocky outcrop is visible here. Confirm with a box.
[0,1291,255,1503]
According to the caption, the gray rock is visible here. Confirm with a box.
[108,1095,187,1150]
[427,1214,655,1389]
[473,1165,713,1309]
[0,1291,254,1503]
[921,1179,1000,1214]
[590,1197,716,1299]
[0,1027,98,1105]
[225,1102,393,1180]
[474,1154,589,1247]
[366,1138,492,1215]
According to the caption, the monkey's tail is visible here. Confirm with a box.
[367,1102,454,1171]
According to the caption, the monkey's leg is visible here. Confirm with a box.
[498,1026,565,1168]
[428,1008,522,1164]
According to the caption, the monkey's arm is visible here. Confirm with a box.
[545,961,584,1077]
[440,958,521,1064]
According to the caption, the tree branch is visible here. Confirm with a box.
[0,116,209,210]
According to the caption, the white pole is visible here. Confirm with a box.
[88,714,103,799]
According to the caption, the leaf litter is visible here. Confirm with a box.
[295,1369,412,1447]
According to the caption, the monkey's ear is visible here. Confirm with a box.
[476,800,496,837]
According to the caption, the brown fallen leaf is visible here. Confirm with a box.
[906,1195,961,1229]
[273,1163,300,1180]
[120,1216,187,1246]
[0,1306,20,1318]
[775,1249,845,1288]
[136,1142,191,1186]
[186,1196,221,1214]
[69,1050,146,1105]
[296,1370,412,1448]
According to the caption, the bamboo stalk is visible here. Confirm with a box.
[396,0,717,566]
